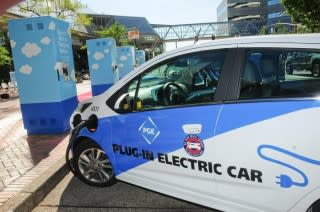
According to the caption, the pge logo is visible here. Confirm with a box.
[139,117,160,144]
[184,135,204,157]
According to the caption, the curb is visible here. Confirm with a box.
[1,158,69,212]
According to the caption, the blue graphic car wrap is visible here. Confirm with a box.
[76,99,320,176]
[214,100,320,136]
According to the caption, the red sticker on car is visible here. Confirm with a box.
[183,135,204,157]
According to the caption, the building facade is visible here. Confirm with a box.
[84,13,163,53]
[267,0,291,24]
[217,0,268,22]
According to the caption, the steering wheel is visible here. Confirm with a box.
[162,82,187,105]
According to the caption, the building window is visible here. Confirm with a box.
[268,0,281,6]
[268,12,283,19]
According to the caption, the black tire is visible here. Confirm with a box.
[312,63,320,77]
[307,199,320,212]
[73,140,116,187]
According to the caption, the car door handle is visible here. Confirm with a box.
[182,124,202,135]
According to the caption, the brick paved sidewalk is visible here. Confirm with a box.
[0,80,92,207]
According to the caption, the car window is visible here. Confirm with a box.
[111,50,226,112]
[239,50,320,100]
[133,51,225,111]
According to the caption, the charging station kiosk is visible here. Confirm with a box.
[117,46,135,79]
[8,16,77,134]
[87,38,118,96]
[135,50,146,66]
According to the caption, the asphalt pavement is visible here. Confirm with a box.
[33,173,217,212]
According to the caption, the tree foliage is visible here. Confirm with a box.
[282,0,320,32]
[260,26,268,35]
[260,23,291,35]
[272,23,291,34]
[95,23,130,46]
[0,46,11,66]
[0,33,11,66]
[17,0,92,26]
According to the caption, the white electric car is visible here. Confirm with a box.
[67,34,320,212]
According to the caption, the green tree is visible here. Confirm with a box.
[0,33,11,66]
[260,26,268,35]
[0,46,11,66]
[17,0,92,26]
[95,23,130,46]
[296,24,312,33]
[273,23,290,34]
[283,0,320,32]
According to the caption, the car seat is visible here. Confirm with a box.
[240,60,261,99]
[260,55,280,97]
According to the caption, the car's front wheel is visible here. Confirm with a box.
[74,140,116,187]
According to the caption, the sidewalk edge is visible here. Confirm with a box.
[1,157,69,212]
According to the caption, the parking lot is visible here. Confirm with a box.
[33,173,217,212]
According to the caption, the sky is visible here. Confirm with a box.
[80,0,220,25]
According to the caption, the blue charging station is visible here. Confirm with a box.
[87,38,118,96]
[135,50,146,66]
[117,46,135,79]
[8,16,77,134]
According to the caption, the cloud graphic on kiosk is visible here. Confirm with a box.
[20,64,32,75]
[40,36,51,45]
[104,48,110,54]
[93,52,104,61]
[48,21,56,30]
[120,55,128,62]
[92,64,99,70]
[118,63,124,68]
[21,42,41,58]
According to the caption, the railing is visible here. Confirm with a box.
[152,20,268,41]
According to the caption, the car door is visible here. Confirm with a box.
[108,48,235,205]
[213,48,320,211]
